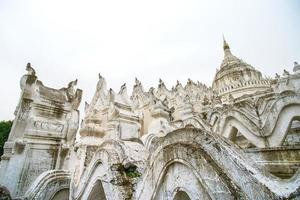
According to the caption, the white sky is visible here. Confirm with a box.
[0,0,299,120]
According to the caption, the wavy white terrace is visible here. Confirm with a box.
[1,40,300,199]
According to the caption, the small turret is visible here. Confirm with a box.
[293,61,300,73]
[158,78,165,88]
[26,62,36,76]
[283,69,290,77]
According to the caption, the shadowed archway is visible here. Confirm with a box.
[50,188,69,200]
[87,180,107,200]
[174,191,191,200]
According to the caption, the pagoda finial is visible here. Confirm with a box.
[223,34,230,50]
[222,34,233,59]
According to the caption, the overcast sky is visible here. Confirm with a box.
[0,0,299,120]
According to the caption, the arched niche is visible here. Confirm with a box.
[87,180,107,200]
[24,170,71,200]
[173,191,191,200]
[50,188,69,200]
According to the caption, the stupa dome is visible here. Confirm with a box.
[212,38,271,99]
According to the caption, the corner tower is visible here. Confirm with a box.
[0,64,82,198]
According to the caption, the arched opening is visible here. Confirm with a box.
[153,161,211,200]
[185,124,195,128]
[229,126,255,149]
[87,180,107,200]
[283,119,300,146]
[228,126,238,141]
[174,191,191,200]
[267,118,300,179]
[211,115,218,126]
[50,189,69,200]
